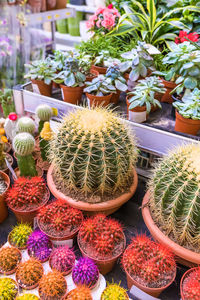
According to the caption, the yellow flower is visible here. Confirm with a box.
[0,128,5,135]
[1,136,8,143]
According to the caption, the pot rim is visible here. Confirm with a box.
[60,84,84,90]
[0,170,10,195]
[180,267,199,300]
[176,110,200,124]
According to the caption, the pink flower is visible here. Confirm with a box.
[96,7,105,15]
[107,4,113,9]
[96,19,101,28]
[102,13,116,29]
[112,7,120,17]
[175,30,199,44]
[9,113,17,121]
[86,19,94,29]
[188,32,199,42]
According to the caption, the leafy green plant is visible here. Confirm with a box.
[94,50,110,67]
[105,66,127,91]
[49,50,75,71]
[0,89,16,118]
[84,75,116,96]
[78,54,93,76]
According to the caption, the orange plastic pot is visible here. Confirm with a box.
[31,79,52,97]
[60,85,84,105]
[0,171,10,223]
[86,70,99,82]
[175,111,200,136]
[86,93,112,108]
[161,80,176,104]
[180,267,198,300]
[110,90,121,104]
[90,65,107,74]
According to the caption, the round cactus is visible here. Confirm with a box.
[27,229,50,252]
[148,144,200,249]
[182,267,200,300]
[49,108,137,199]
[0,278,18,300]
[64,286,92,300]
[50,245,75,275]
[16,294,39,300]
[101,283,128,300]
[9,223,33,249]
[13,133,37,177]
[39,270,67,299]
[35,104,53,134]
[17,117,35,135]
[72,257,99,288]
[16,258,43,288]
[0,246,21,273]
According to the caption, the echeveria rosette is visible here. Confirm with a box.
[27,230,50,252]
[105,65,127,92]
[84,75,116,96]
[72,257,99,288]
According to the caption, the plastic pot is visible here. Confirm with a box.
[161,80,176,104]
[31,79,52,97]
[0,171,10,223]
[86,93,112,108]
[175,111,200,136]
[126,97,147,123]
[56,19,68,33]
[60,85,84,105]
[68,11,83,36]
[110,90,121,104]
[180,267,198,300]
[91,65,107,74]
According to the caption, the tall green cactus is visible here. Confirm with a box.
[17,117,35,135]
[35,104,53,134]
[149,144,200,249]
[13,133,37,177]
[49,108,137,199]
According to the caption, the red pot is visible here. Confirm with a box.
[161,80,176,103]
[175,111,200,136]
[90,65,107,74]
[0,171,10,223]
[86,93,112,108]
[31,79,52,97]
[180,267,198,300]
[110,90,121,104]
[60,85,84,105]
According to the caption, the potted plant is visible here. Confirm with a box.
[0,89,15,117]
[38,270,67,299]
[105,65,127,104]
[78,214,125,274]
[142,143,200,267]
[16,294,39,300]
[72,257,99,289]
[16,258,43,290]
[54,57,85,104]
[78,54,99,82]
[101,283,129,300]
[36,104,53,134]
[47,107,138,215]
[127,76,165,123]
[0,278,18,299]
[37,199,83,245]
[0,246,21,275]
[122,235,176,297]
[84,75,116,107]
[90,50,110,74]
[6,176,49,224]
[63,286,92,300]
[173,88,200,135]
[16,117,36,135]
[38,121,53,170]
[0,137,13,174]
[180,267,200,300]
[0,171,10,223]
[8,223,33,250]
[49,245,75,275]
[24,58,57,97]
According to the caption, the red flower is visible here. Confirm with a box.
[175,30,199,44]
[188,32,199,42]
[107,4,113,9]
[8,113,17,121]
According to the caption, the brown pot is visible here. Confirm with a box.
[161,80,176,103]
[180,267,198,300]
[78,233,126,275]
[16,267,43,290]
[110,90,121,104]
[14,166,43,179]
[142,191,200,267]
[175,111,200,136]
[0,248,22,275]
[0,153,14,175]
[86,70,99,82]
[90,65,107,74]
[31,79,52,97]
[8,232,27,250]
[47,164,138,216]
[46,0,56,10]
[125,266,176,297]
[86,93,112,108]
[0,171,10,223]
[4,143,11,153]
[60,85,84,105]
[8,188,50,225]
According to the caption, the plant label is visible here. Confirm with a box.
[32,84,41,95]
[52,238,73,248]
[128,111,146,123]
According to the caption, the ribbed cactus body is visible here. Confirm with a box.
[17,117,35,135]
[50,108,137,197]
[149,144,200,249]
[35,104,53,134]
[101,283,128,300]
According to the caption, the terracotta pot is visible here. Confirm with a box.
[0,153,14,175]
[86,70,99,82]
[142,191,200,267]
[60,85,84,105]
[49,256,73,276]
[0,171,10,223]
[110,90,121,104]
[31,79,52,97]
[0,248,21,275]
[175,111,200,136]
[46,0,56,10]
[8,232,27,250]
[91,65,107,74]
[125,266,176,297]
[161,80,176,104]
[86,93,112,108]
[78,233,126,275]
[47,165,138,215]
[180,267,198,300]
[14,166,43,179]
[16,267,43,290]
[8,188,50,225]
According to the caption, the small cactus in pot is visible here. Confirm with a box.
[72,257,99,289]
[39,121,53,161]
[16,294,39,300]
[8,223,33,249]
[35,104,53,134]
[63,286,92,300]
[27,229,52,262]
[101,282,128,300]
[49,245,75,275]
[0,278,18,300]
[16,117,35,135]
[181,267,200,300]
[0,246,21,274]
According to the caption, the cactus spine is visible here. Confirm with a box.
[182,267,200,300]
[40,121,53,161]
[0,246,21,273]
[17,117,35,135]
[0,278,18,300]
[101,283,128,300]
[64,286,92,300]
[16,258,43,288]
[13,133,37,177]
[35,104,53,134]
[9,223,33,249]
[148,144,200,249]
[16,294,39,300]
[49,108,137,198]
[50,245,75,275]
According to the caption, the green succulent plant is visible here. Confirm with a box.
[35,104,53,134]
[105,66,127,92]
[84,75,116,96]
[0,278,18,300]
[9,223,33,248]
[0,89,16,118]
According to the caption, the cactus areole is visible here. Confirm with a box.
[181,267,200,300]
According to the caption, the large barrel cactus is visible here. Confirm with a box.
[149,144,200,249]
[49,108,137,198]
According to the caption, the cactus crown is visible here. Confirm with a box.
[79,214,124,259]
[9,223,33,248]
[101,283,128,300]
[40,121,53,141]
[148,144,200,250]
[49,107,137,199]
[27,229,52,262]
[0,246,21,272]
[16,294,39,300]
[64,286,92,300]
[0,278,18,300]
[35,104,53,121]
[16,258,43,287]
[50,245,75,274]
[122,235,176,288]
[6,177,46,210]
[13,133,35,156]
[17,117,35,134]
[182,267,200,300]
[39,270,67,298]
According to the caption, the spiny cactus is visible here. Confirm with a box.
[122,235,176,288]
[182,267,200,300]
[0,246,21,273]
[78,214,124,259]
[16,294,39,300]
[37,199,83,237]
[17,117,35,135]
[9,223,33,249]
[101,283,128,300]
[35,104,53,134]
[27,229,50,252]
[64,286,92,300]
[6,177,46,210]
[49,107,137,199]
[0,143,5,169]
[148,144,200,249]
[38,270,67,299]
[13,132,37,177]
[40,121,53,161]
[0,278,18,300]
[72,257,99,288]
[16,258,43,288]
[50,245,75,275]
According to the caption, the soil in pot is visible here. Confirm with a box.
[0,171,10,223]
[31,79,52,97]
[60,85,84,104]
[85,70,99,82]
[161,80,176,103]
[90,65,107,74]
[175,111,200,136]
[86,93,112,108]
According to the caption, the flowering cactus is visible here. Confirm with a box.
[16,258,43,288]
[182,267,200,300]
[9,223,33,249]
[64,286,92,300]
[39,270,67,299]
[101,283,128,300]
[0,278,18,300]
[50,245,75,275]
[0,246,21,273]
[72,257,99,288]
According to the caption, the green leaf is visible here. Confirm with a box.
[147,0,156,29]
[115,79,127,92]
[184,77,197,89]
[183,62,194,69]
